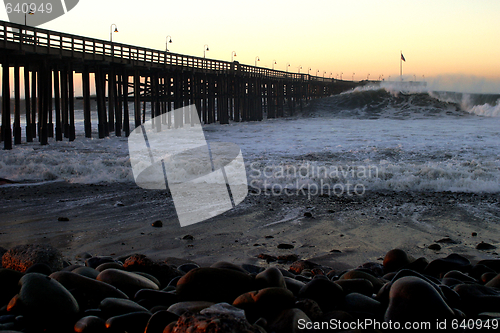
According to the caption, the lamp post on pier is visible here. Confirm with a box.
[297,66,302,73]
[204,44,209,58]
[286,63,290,72]
[231,51,237,62]
[272,60,277,70]
[165,35,172,52]
[110,24,118,42]
[255,56,260,67]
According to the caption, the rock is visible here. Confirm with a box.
[72,266,100,279]
[2,244,63,273]
[75,252,93,261]
[334,278,374,296]
[99,297,150,318]
[168,311,261,332]
[268,308,311,333]
[58,217,70,221]
[95,262,124,272]
[241,264,264,275]
[277,243,294,249]
[443,270,477,283]
[424,253,471,277]
[74,315,106,333]
[177,263,200,274]
[476,259,500,273]
[233,287,295,322]
[85,256,116,269]
[182,235,194,240]
[210,261,248,274]
[485,273,500,289]
[25,263,52,275]
[134,289,177,308]
[428,244,441,251]
[257,253,277,262]
[382,249,411,273]
[289,260,318,274]
[200,302,246,319]
[96,268,159,298]
[358,262,384,277]
[144,310,179,333]
[151,220,163,228]
[298,278,344,312]
[176,267,255,303]
[122,254,181,288]
[339,270,385,293]
[476,241,497,250]
[8,273,79,327]
[277,254,299,262]
[50,271,128,309]
[342,292,382,316]
[255,267,286,289]
[284,277,306,296]
[454,284,500,314]
[295,299,323,321]
[0,268,24,306]
[385,276,454,325]
[480,272,497,285]
[436,237,458,244]
[105,312,152,332]
[167,301,215,316]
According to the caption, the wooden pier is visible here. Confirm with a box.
[0,20,360,150]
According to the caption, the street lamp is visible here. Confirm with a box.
[204,44,209,58]
[352,73,355,81]
[316,70,319,77]
[255,56,260,67]
[323,71,326,79]
[286,63,290,72]
[367,73,370,80]
[166,35,172,52]
[232,51,237,62]
[272,60,277,70]
[110,24,118,42]
[308,68,312,75]
[298,66,302,73]
[340,72,343,80]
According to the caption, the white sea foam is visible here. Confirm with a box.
[1,91,500,193]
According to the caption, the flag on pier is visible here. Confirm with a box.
[401,53,406,62]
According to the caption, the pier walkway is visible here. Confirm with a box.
[0,20,360,149]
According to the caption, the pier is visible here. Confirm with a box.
[0,20,360,150]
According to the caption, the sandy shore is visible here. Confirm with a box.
[1,181,500,269]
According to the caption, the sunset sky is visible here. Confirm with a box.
[1,0,500,93]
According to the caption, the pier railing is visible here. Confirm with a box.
[0,20,339,82]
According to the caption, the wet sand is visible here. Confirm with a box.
[1,181,500,269]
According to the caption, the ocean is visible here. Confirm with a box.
[1,84,500,195]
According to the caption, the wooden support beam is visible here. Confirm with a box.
[13,62,21,144]
[54,68,62,141]
[2,60,12,149]
[68,63,75,141]
[24,64,32,142]
[82,65,91,138]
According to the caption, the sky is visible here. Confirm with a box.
[1,0,500,93]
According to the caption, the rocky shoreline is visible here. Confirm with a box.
[2,243,500,332]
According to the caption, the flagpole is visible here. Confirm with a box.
[400,50,402,81]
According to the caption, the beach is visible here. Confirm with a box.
[2,181,500,269]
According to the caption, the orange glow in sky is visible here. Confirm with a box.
[2,0,499,93]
